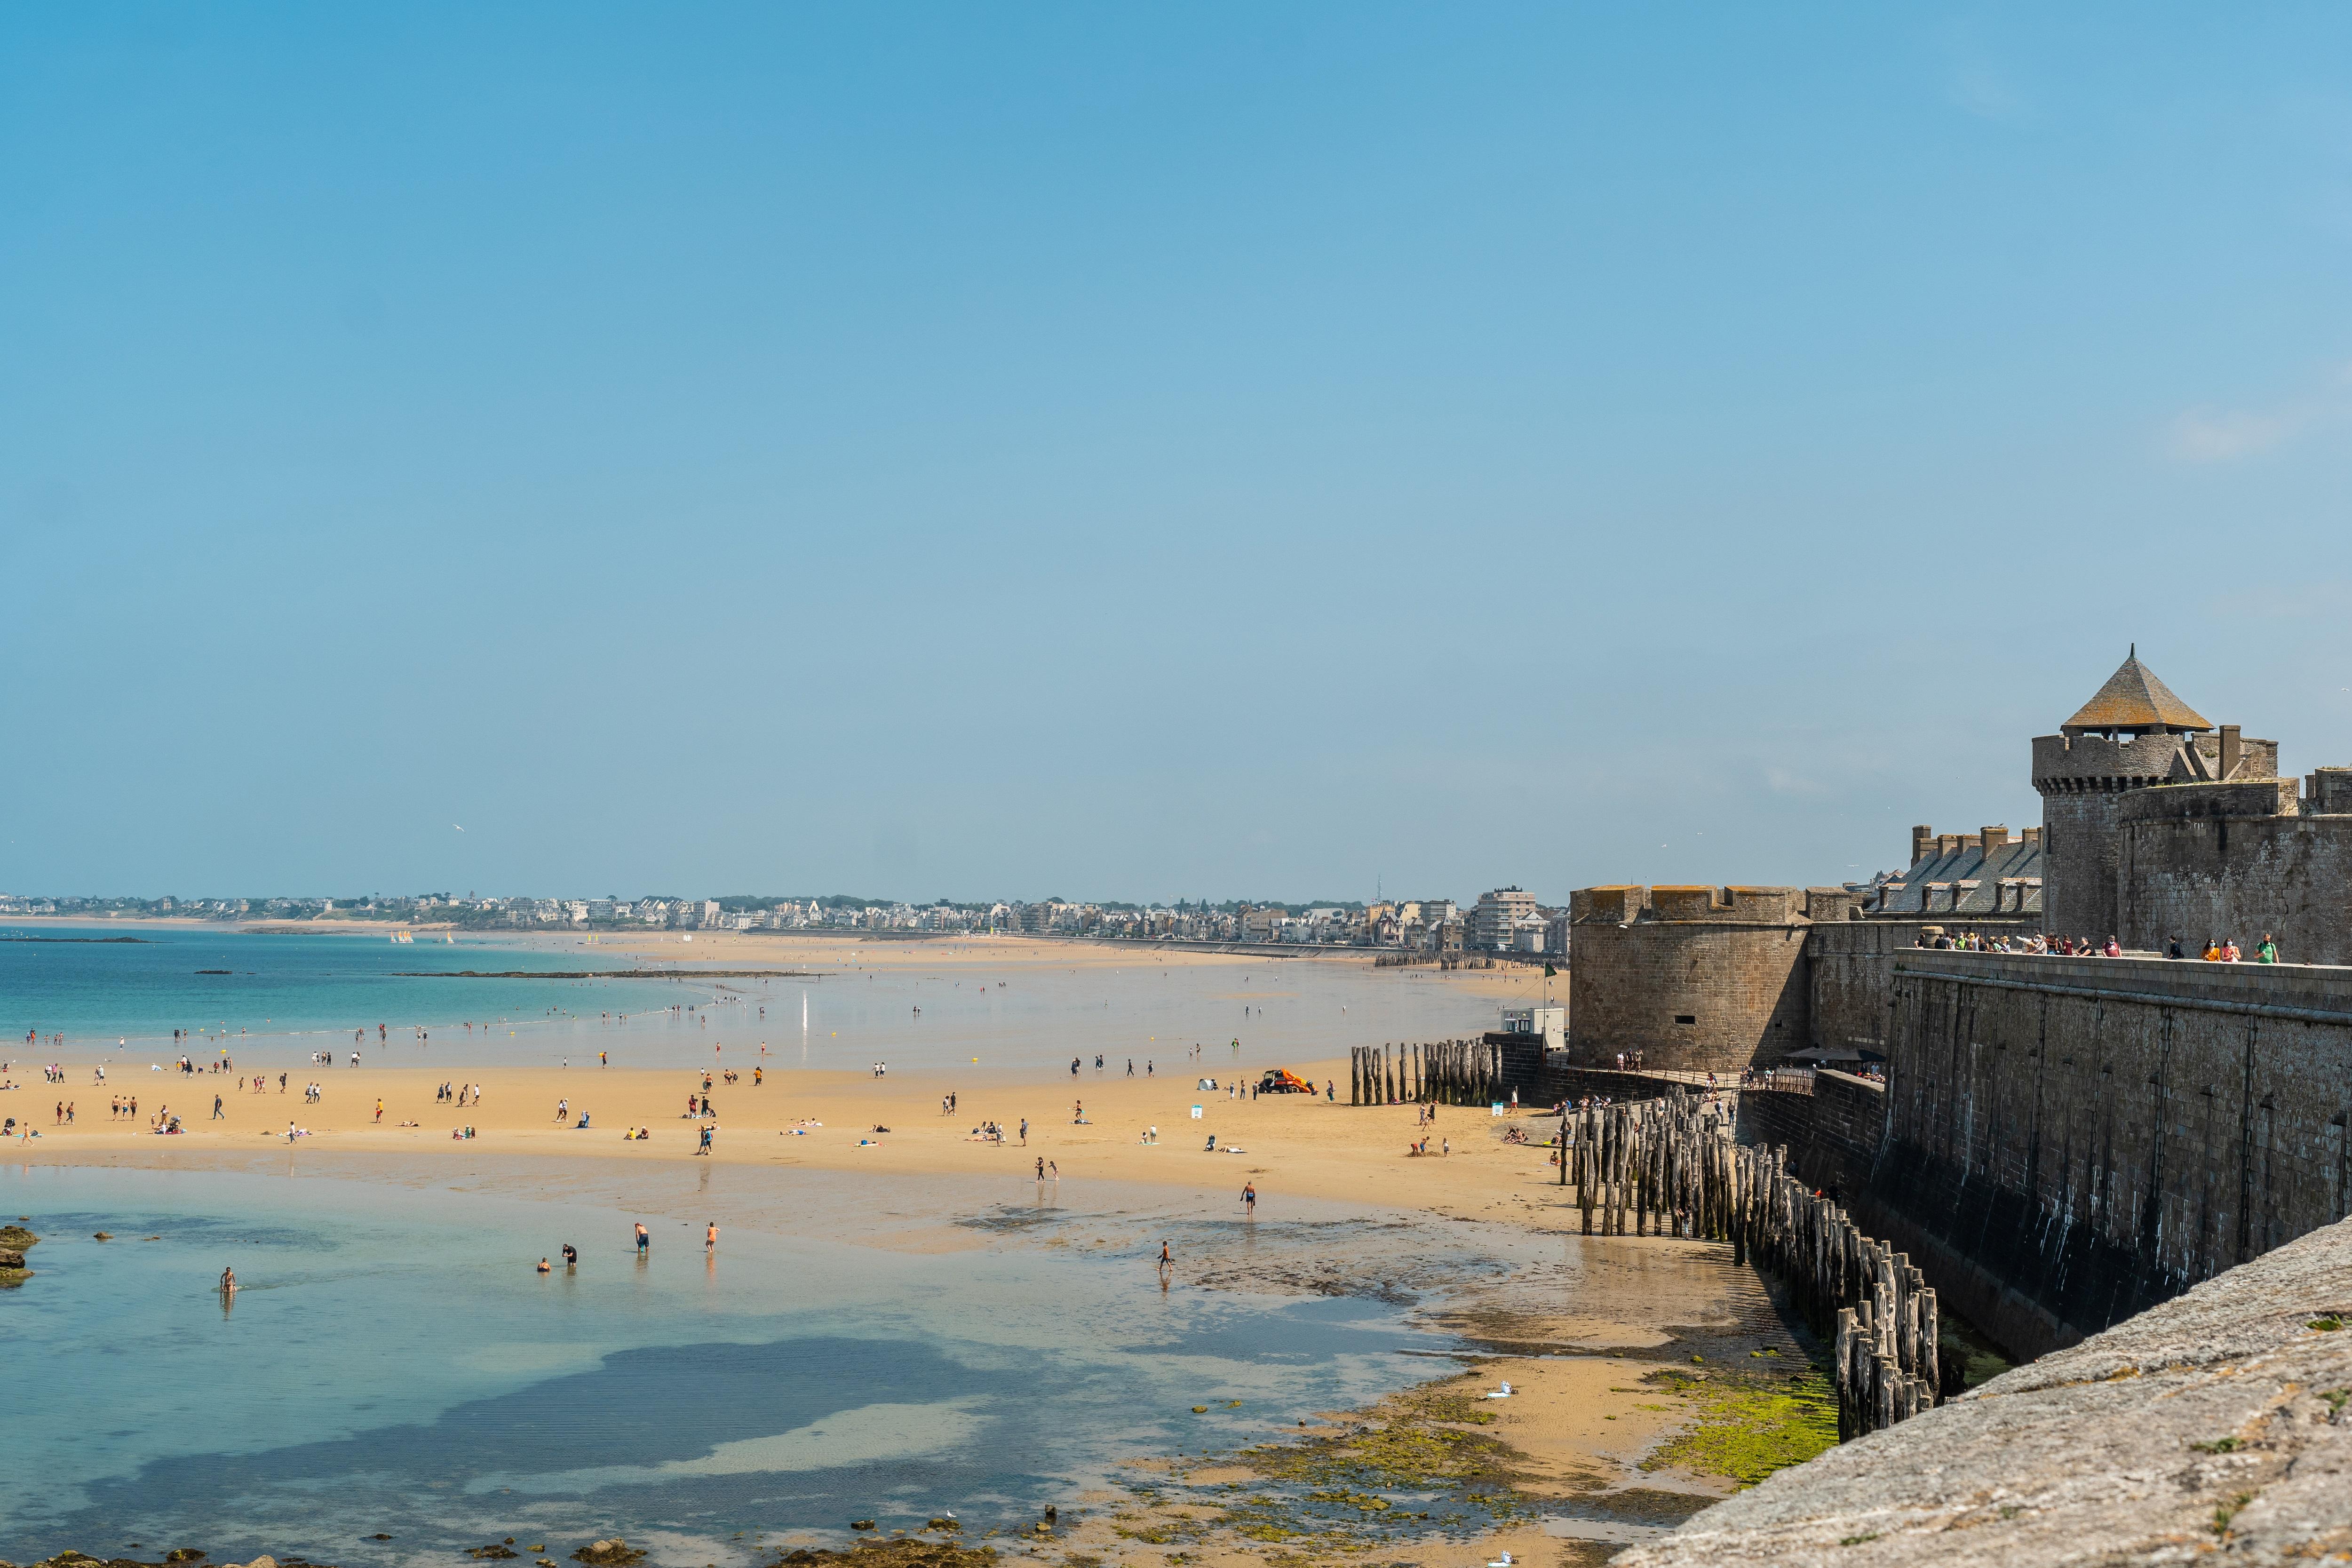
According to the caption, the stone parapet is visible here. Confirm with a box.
[1616,1212,2352,1568]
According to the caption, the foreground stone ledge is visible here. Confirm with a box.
[1618,1216,2352,1567]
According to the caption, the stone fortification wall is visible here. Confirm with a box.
[1737,1071,1886,1202]
[1619,1212,2352,1568]
[1565,884,1814,1072]
[1806,918,2035,1059]
[2119,780,2352,965]
[1870,949,2352,1358]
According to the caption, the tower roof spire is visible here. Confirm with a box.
[2060,650,2212,736]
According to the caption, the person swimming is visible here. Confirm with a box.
[536,1257,552,1274]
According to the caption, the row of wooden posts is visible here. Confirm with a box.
[1558,1090,1940,1439]
[1348,1039,1503,1106]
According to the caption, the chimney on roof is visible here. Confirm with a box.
[1912,825,1934,865]
[2021,826,2041,845]
[1981,825,2009,852]
[2221,724,2241,779]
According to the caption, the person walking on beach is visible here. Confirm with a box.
[1019,1117,1028,1146]
[1242,1181,1256,1216]
[212,1094,224,1120]
[220,1266,237,1295]
[1158,1241,1172,1274]
[696,1124,714,1156]
[373,1098,384,1123]
[635,1222,649,1255]
[705,1222,718,1250]
[1036,1156,1045,1180]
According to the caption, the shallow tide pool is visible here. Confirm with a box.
[2,1163,1445,1564]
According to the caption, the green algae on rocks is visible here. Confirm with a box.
[1639,1368,1837,1488]
[1116,1373,1538,1562]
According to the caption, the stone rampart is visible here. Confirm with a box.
[1806,919,2035,1059]
[1738,1071,1886,1204]
[1868,950,2352,1358]
[1566,885,1813,1072]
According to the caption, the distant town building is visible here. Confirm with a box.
[1470,887,1537,951]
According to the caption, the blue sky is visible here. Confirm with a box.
[6,5,2351,903]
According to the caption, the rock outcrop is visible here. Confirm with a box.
[1620,1216,2352,1567]
[1,1223,38,1285]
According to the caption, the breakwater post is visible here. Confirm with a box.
[1562,1090,1939,1438]
[1349,1038,1504,1106]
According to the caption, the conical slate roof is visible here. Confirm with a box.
[2060,649,2212,735]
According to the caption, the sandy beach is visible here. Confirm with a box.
[8,936,1802,1568]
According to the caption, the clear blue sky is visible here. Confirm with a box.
[7,6,2351,904]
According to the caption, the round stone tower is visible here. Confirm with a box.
[2032,649,2213,941]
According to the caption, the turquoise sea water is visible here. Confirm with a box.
[2,928,709,1063]
[3,927,1513,1074]
[1,1162,1450,1563]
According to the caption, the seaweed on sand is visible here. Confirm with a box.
[1638,1367,1837,1488]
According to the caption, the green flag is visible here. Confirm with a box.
[1543,963,1557,978]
